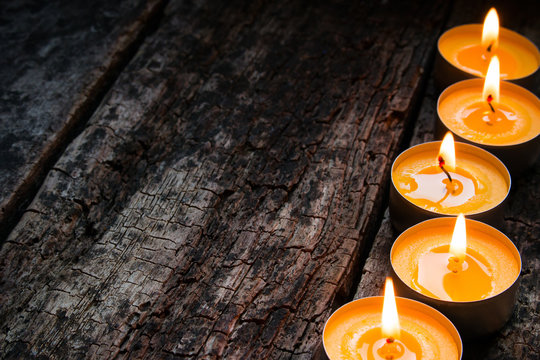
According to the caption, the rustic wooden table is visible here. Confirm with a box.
[1,0,538,359]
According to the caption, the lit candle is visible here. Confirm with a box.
[435,7,540,90]
[437,56,540,174]
[389,134,510,232]
[390,217,521,338]
[323,278,462,360]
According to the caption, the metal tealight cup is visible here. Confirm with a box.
[390,217,521,339]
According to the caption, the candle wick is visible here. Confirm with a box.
[487,94,495,113]
[438,156,453,183]
[448,256,463,273]
[381,337,399,360]
[487,42,493,53]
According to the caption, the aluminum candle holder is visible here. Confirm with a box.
[390,141,511,233]
[435,24,540,91]
[323,296,463,360]
[437,79,540,175]
[390,217,521,339]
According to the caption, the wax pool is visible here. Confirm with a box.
[392,146,508,215]
[391,221,519,302]
[438,25,540,80]
[438,79,540,146]
[323,298,460,360]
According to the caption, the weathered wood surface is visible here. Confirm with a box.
[0,0,453,358]
[354,0,540,359]
[0,0,165,239]
[1,0,539,359]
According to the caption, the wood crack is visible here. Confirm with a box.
[0,0,169,244]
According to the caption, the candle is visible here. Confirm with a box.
[435,8,540,90]
[323,278,462,360]
[389,134,510,232]
[437,56,540,174]
[390,217,521,338]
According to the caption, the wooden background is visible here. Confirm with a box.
[0,0,538,358]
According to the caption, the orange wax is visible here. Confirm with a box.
[324,298,460,360]
[392,145,508,215]
[391,220,519,302]
[439,25,540,80]
[438,79,540,146]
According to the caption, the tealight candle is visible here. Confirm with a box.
[389,133,510,232]
[437,56,540,174]
[435,8,540,90]
[323,278,462,360]
[390,216,521,338]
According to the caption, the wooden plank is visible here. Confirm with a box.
[354,1,540,358]
[0,0,451,358]
[0,0,166,239]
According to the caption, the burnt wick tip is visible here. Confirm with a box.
[439,156,453,183]
[487,94,495,113]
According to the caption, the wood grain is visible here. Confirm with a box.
[0,0,450,358]
[2,0,537,358]
[0,0,165,239]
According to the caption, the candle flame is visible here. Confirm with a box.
[381,277,400,340]
[438,132,456,171]
[481,8,499,52]
[483,55,500,104]
[449,214,467,262]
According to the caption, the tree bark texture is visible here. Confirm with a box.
[0,0,538,359]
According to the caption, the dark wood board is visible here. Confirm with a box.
[0,0,451,358]
[1,0,538,358]
[0,0,166,239]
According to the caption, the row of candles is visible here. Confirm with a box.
[323,8,539,360]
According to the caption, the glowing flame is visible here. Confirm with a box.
[483,55,500,104]
[438,132,456,171]
[481,8,499,52]
[381,277,400,340]
[449,214,467,262]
